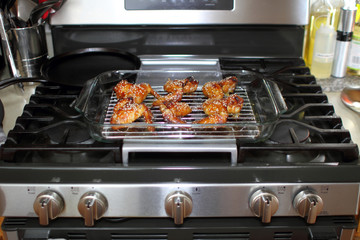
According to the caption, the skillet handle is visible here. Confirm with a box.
[266,79,288,115]
[0,77,48,90]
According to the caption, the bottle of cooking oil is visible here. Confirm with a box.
[311,22,337,78]
[347,0,360,75]
[330,0,345,29]
[304,0,333,67]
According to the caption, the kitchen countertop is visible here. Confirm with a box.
[0,66,360,149]
[0,83,38,135]
[0,66,38,137]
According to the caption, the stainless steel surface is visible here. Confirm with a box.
[122,139,238,166]
[293,190,324,224]
[0,9,20,78]
[165,191,193,225]
[332,41,352,78]
[337,5,357,33]
[0,183,358,219]
[341,86,360,113]
[332,6,357,78]
[4,232,18,240]
[0,126,5,145]
[340,229,356,240]
[33,190,65,226]
[10,0,37,23]
[50,0,309,26]
[249,189,279,223]
[7,22,48,78]
[77,191,108,227]
[0,99,5,145]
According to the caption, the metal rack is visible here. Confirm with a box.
[103,86,260,139]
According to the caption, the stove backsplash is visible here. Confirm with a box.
[51,25,305,58]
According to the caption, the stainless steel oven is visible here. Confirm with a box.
[1,0,359,239]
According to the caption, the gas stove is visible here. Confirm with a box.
[1,57,360,239]
[0,0,360,239]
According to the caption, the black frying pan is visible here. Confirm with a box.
[0,47,141,89]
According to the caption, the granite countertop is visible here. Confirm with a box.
[317,75,360,92]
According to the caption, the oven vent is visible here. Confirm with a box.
[273,231,293,240]
[2,218,27,226]
[193,233,251,240]
[67,232,87,240]
[331,216,357,224]
[111,233,168,240]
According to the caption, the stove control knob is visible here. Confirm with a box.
[33,190,64,226]
[249,189,279,223]
[165,191,193,225]
[293,190,323,224]
[78,191,108,227]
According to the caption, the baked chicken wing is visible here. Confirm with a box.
[202,76,238,99]
[194,113,228,124]
[164,76,199,94]
[152,90,183,107]
[195,94,244,124]
[159,101,192,124]
[219,76,238,95]
[202,81,224,99]
[113,80,154,104]
[110,98,153,130]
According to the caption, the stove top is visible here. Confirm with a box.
[0,58,358,167]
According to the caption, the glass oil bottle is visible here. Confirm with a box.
[304,0,334,67]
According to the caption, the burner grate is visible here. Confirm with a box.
[101,86,260,139]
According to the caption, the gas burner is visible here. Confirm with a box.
[269,121,310,144]
[45,121,93,144]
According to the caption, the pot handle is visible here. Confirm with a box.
[266,79,288,115]
[73,77,98,114]
[0,77,47,90]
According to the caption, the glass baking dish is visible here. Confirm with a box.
[74,70,287,142]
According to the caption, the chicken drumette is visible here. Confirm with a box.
[194,94,244,124]
[159,101,192,124]
[202,76,238,99]
[152,90,183,107]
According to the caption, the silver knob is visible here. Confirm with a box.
[165,191,193,225]
[293,190,323,224]
[78,191,108,227]
[33,190,64,226]
[249,189,279,223]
